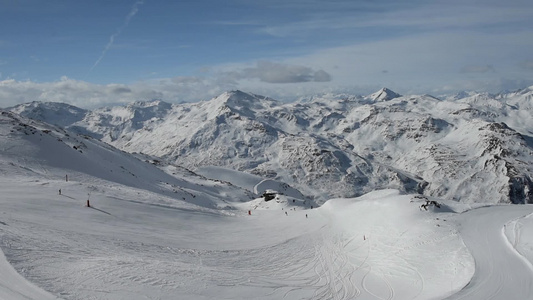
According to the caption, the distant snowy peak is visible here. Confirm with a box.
[502,87,533,108]
[8,101,87,128]
[368,88,402,101]
[134,99,169,107]
[207,90,280,120]
[124,100,173,120]
[501,86,533,96]
[447,91,477,100]
[126,99,173,111]
[214,90,278,110]
[85,100,173,131]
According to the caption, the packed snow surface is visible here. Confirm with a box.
[2,172,533,299]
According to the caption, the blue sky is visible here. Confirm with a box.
[1,0,533,107]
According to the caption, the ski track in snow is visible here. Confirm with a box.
[445,205,533,300]
[0,178,368,300]
[504,211,533,265]
[1,217,363,299]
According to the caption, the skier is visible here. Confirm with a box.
[59,189,61,195]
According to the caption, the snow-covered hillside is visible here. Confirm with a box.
[0,110,256,211]
[7,87,533,204]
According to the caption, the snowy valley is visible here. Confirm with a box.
[1,87,533,299]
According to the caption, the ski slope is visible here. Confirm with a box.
[1,174,533,299]
[446,206,533,299]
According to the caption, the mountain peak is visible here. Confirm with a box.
[368,88,401,101]
[218,90,268,104]
[7,101,87,127]
[128,99,172,109]
[211,90,278,115]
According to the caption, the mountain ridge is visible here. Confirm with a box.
[6,87,533,204]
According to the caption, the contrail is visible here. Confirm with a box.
[90,0,144,72]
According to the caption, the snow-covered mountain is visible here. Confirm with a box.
[4,90,533,300]
[8,101,88,128]
[7,86,533,204]
[368,87,402,101]
[0,109,257,211]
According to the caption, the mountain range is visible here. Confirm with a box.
[6,86,533,204]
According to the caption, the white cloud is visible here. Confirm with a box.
[273,29,533,94]
[0,72,335,109]
[0,78,144,108]
[242,61,331,83]
[0,75,238,109]
[217,61,332,84]
[107,84,132,94]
